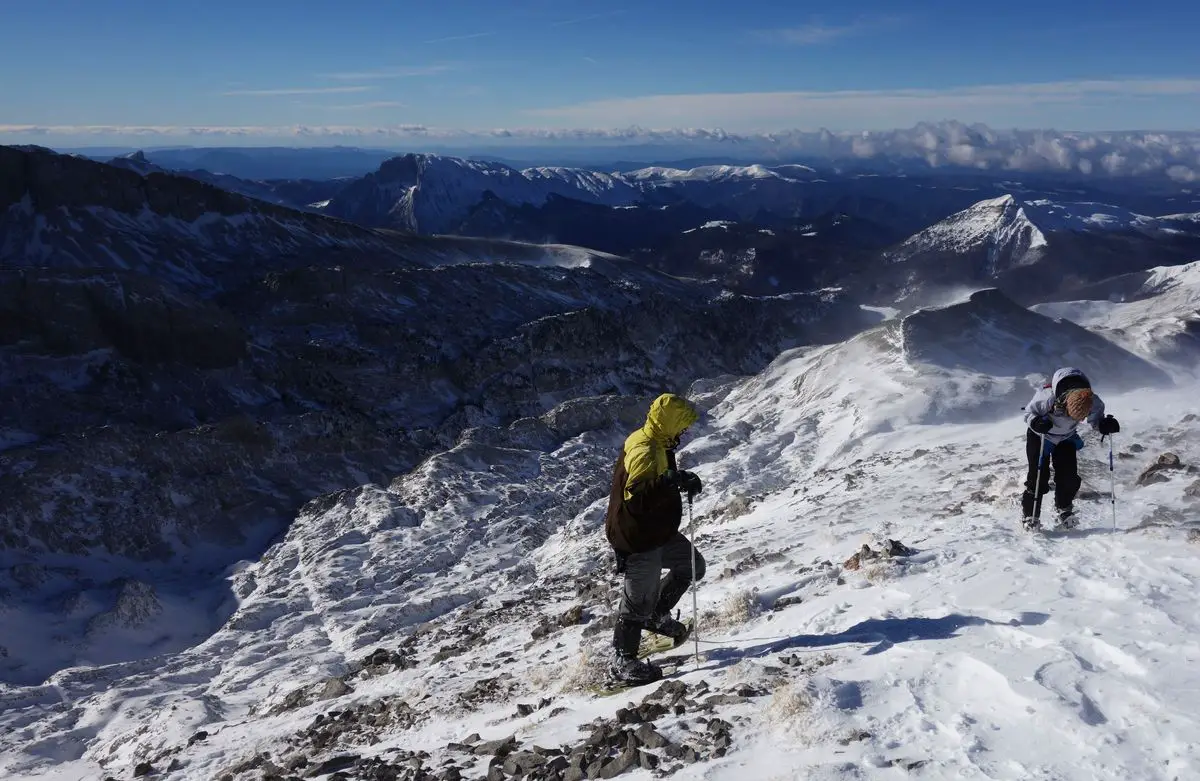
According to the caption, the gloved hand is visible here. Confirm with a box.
[664,469,702,497]
[1097,415,1120,435]
[678,470,703,499]
[1029,416,1054,435]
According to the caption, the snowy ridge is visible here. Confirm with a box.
[622,163,813,183]
[1033,260,1200,372]
[4,280,1199,780]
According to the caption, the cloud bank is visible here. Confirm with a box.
[4,121,1200,181]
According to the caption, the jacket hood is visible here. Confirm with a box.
[1052,367,1090,396]
[643,393,699,445]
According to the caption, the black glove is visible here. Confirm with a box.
[1097,415,1120,436]
[664,469,702,497]
[678,470,703,498]
[1029,416,1053,435]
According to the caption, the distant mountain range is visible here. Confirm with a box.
[77,146,1200,302]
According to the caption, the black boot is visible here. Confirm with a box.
[1020,491,1042,530]
[1056,504,1077,529]
[609,619,662,686]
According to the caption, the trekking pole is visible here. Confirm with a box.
[1108,434,1117,530]
[687,496,700,667]
[1032,431,1048,524]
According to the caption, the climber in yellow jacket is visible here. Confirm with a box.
[604,392,705,685]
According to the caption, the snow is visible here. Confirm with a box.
[892,194,1048,262]
[1032,260,1200,373]
[623,164,789,183]
[3,275,1200,779]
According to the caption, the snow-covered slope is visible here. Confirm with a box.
[3,284,1198,780]
[1033,260,1200,373]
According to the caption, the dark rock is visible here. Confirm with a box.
[599,747,638,778]
[704,694,749,706]
[772,596,803,611]
[1129,443,1146,452]
[634,702,669,722]
[1138,453,1187,486]
[486,766,505,781]
[503,751,547,775]
[307,754,358,776]
[318,677,353,701]
[559,605,585,627]
[564,768,586,781]
[1188,529,1200,544]
[615,707,641,725]
[638,750,659,770]
[1184,479,1200,499]
[883,539,916,557]
[634,725,669,749]
[188,730,209,745]
[517,702,536,717]
[473,736,518,757]
[439,770,463,781]
[133,762,154,777]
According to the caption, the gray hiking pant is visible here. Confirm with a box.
[618,533,706,625]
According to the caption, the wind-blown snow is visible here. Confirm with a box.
[2,276,1199,780]
[1033,260,1200,373]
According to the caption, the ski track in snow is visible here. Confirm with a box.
[3,326,1200,777]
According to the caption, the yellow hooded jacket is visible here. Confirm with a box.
[605,393,699,554]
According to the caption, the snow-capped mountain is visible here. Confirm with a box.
[320,154,642,233]
[874,194,1200,308]
[3,275,1198,780]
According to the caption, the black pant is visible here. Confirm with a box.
[1022,431,1081,517]
[617,533,705,626]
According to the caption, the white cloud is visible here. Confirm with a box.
[302,101,408,111]
[524,78,1200,130]
[755,15,902,45]
[320,65,454,80]
[766,22,862,45]
[552,10,626,27]
[222,86,373,97]
[5,120,1200,180]
[422,31,496,44]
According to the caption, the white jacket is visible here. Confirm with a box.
[1023,367,1106,444]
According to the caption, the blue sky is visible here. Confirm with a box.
[2,0,1198,146]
